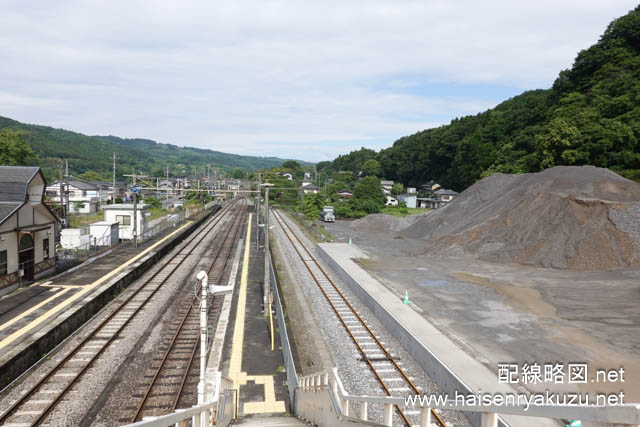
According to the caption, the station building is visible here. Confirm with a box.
[0,166,59,292]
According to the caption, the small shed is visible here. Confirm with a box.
[89,221,119,246]
[398,194,417,209]
[102,204,149,240]
[60,228,90,249]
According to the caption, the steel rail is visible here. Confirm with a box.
[0,200,236,427]
[170,201,248,411]
[272,209,447,427]
[132,200,247,421]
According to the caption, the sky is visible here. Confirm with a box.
[1,1,638,162]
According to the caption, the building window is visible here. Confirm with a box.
[43,238,50,259]
[0,250,6,276]
[116,215,131,226]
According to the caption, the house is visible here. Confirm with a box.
[102,204,149,240]
[158,179,174,199]
[304,172,312,180]
[385,195,398,206]
[419,180,441,194]
[89,180,126,200]
[336,189,353,199]
[277,172,293,180]
[398,194,417,209]
[46,176,107,214]
[417,189,459,209]
[407,187,416,194]
[0,166,59,292]
[416,197,434,209]
[380,180,394,195]
[300,179,313,188]
[302,184,319,194]
[435,189,459,205]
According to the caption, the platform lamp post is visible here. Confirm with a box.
[196,270,208,425]
[262,183,273,310]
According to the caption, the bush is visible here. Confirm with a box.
[399,207,408,214]
[144,196,162,209]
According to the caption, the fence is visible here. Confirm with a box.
[57,203,217,271]
[296,368,640,427]
[269,248,299,408]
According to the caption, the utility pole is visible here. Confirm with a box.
[166,165,169,205]
[133,170,138,247]
[262,183,273,310]
[58,160,64,227]
[124,169,146,247]
[65,159,70,227]
[196,270,208,415]
[112,153,117,203]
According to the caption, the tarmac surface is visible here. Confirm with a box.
[324,218,640,408]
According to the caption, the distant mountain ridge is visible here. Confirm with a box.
[0,115,309,181]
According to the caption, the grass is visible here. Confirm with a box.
[69,212,104,228]
[147,207,170,221]
[380,206,427,217]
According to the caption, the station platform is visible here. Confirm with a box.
[219,213,291,417]
[317,243,557,427]
[0,212,211,390]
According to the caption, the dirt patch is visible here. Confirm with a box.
[351,212,427,233]
[398,166,640,270]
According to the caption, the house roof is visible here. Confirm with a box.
[50,176,99,190]
[0,166,40,202]
[422,180,438,186]
[303,184,319,190]
[380,180,394,186]
[0,166,58,225]
[337,189,352,194]
[435,189,459,195]
[0,201,22,224]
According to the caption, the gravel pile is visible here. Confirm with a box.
[398,166,640,270]
[351,212,427,233]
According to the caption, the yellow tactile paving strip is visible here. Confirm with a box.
[228,213,285,415]
[0,221,192,351]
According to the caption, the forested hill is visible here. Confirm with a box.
[322,6,640,191]
[0,115,305,181]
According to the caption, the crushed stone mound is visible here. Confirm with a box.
[398,166,640,270]
[352,212,427,233]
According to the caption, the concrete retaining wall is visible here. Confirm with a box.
[0,207,218,391]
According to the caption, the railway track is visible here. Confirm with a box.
[129,199,248,422]
[0,200,239,427]
[272,209,446,427]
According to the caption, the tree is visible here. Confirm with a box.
[232,168,246,179]
[78,170,104,181]
[392,183,405,198]
[0,128,37,166]
[352,176,385,214]
[143,196,162,209]
[362,159,382,177]
[302,193,323,219]
[282,160,301,170]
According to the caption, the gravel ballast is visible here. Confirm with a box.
[271,211,471,426]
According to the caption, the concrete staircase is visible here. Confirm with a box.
[232,415,309,426]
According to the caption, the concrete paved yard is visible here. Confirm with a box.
[324,219,640,403]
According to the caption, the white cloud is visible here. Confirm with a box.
[0,0,637,161]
